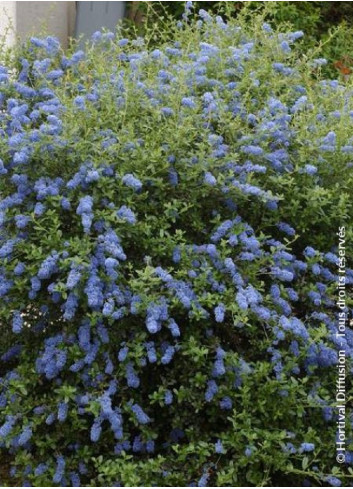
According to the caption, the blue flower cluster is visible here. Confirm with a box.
[0,4,352,487]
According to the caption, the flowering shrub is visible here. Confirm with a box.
[0,5,353,486]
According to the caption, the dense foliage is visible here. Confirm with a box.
[133,0,353,34]
[0,4,353,486]
[130,2,353,78]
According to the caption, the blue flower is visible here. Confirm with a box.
[161,345,175,365]
[244,285,262,305]
[126,362,140,388]
[325,476,341,487]
[114,440,131,454]
[37,253,58,279]
[198,470,210,487]
[132,435,143,452]
[205,380,218,401]
[57,402,68,422]
[161,107,174,117]
[34,464,48,477]
[90,419,102,442]
[1,344,22,362]
[299,442,315,453]
[102,299,114,317]
[78,321,91,351]
[291,95,308,113]
[18,425,32,446]
[308,290,321,306]
[146,301,168,333]
[219,396,232,410]
[165,390,173,405]
[204,172,217,186]
[84,273,103,308]
[145,342,157,363]
[60,290,76,318]
[0,416,16,438]
[215,439,224,453]
[70,50,85,64]
[122,173,142,191]
[214,304,226,323]
[245,446,253,457]
[52,455,65,484]
[280,40,291,53]
[76,196,93,233]
[0,239,17,259]
[15,214,30,229]
[271,267,294,282]
[12,311,23,333]
[252,305,271,321]
[241,145,263,156]
[168,168,179,186]
[288,31,304,40]
[34,202,46,216]
[70,472,81,487]
[304,246,316,258]
[277,222,295,236]
[45,413,56,425]
[211,220,233,242]
[60,197,71,210]
[168,319,180,337]
[181,97,196,108]
[146,440,155,453]
[66,267,81,289]
[131,404,150,424]
[302,164,317,175]
[118,345,129,362]
[236,290,248,310]
[117,205,136,224]
[74,96,85,109]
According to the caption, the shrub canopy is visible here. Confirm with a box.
[0,5,352,487]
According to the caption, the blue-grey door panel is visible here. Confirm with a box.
[75,2,126,39]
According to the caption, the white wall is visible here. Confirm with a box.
[0,1,76,48]
[0,1,17,47]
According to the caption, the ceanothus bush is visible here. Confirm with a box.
[0,3,353,486]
